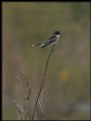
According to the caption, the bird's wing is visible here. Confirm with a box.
[32,35,56,47]
[42,36,56,48]
[41,35,56,44]
[47,35,55,40]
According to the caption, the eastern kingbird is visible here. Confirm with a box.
[32,31,62,48]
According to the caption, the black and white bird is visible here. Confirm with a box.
[32,31,62,48]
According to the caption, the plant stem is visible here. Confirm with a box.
[32,45,55,120]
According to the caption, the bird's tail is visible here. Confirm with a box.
[32,43,40,47]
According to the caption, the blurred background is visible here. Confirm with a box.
[2,2,90,120]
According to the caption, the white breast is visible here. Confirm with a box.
[56,34,60,39]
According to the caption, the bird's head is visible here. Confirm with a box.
[53,31,62,36]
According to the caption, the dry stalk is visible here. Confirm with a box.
[32,44,55,120]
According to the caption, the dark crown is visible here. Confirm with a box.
[53,31,61,35]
